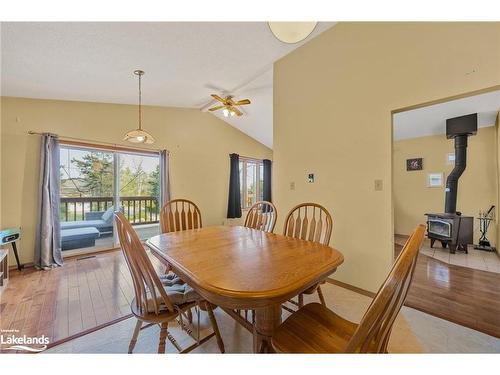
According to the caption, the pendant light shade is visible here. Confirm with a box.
[124,128,155,144]
[268,22,317,44]
[124,70,155,144]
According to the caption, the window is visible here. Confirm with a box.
[239,157,264,209]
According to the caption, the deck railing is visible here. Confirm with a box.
[60,196,159,225]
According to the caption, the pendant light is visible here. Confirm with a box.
[124,70,155,144]
[268,22,317,44]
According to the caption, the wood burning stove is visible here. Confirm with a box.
[425,213,473,253]
[425,113,477,254]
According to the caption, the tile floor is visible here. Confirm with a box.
[395,236,500,274]
[45,282,500,354]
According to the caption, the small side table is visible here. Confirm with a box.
[0,249,8,294]
[1,228,24,271]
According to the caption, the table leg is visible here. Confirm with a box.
[253,304,282,353]
[11,242,24,271]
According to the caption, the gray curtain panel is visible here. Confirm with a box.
[34,133,63,269]
[159,150,171,207]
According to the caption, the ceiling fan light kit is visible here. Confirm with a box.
[124,69,155,144]
[208,94,251,117]
[268,22,317,44]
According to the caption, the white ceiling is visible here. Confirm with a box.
[393,90,500,141]
[1,22,336,148]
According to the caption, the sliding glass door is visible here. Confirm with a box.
[59,144,160,254]
[118,152,160,240]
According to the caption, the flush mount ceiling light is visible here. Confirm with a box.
[124,70,155,144]
[268,22,317,44]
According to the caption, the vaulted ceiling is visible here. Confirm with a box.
[1,22,336,148]
[393,90,500,141]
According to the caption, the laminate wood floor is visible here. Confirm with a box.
[395,240,500,338]
[2,243,499,354]
[45,282,500,353]
[0,250,163,351]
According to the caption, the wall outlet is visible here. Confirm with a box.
[374,179,383,191]
[308,173,315,183]
[290,181,295,191]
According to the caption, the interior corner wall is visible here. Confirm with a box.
[393,126,497,245]
[497,113,500,251]
[273,22,500,292]
[0,97,272,267]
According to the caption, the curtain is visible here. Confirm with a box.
[263,159,272,202]
[159,150,171,207]
[34,133,63,269]
[227,153,242,218]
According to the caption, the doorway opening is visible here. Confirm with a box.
[390,87,500,338]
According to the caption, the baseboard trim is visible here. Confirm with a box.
[45,314,133,350]
[326,278,376,298]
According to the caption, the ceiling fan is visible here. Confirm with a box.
[208,94,251,117]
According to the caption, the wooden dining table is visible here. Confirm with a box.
[146,225,344,353]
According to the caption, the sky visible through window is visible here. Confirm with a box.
[60,147,158,180]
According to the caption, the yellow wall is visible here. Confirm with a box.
[1,97,272,266]
[393,127,497,244]
[274,22,500,292]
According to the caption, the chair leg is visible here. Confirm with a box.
[158,322,169,353]
[317,285,327,307]
[128,320,142,353]
[298,293,304,308]
[205,302,225,353]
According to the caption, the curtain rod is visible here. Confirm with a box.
[230,154,269,161]
[27,131,169,154]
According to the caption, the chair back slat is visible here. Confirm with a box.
[114,212,175,315]
[187,207,193,229]
[160,199,203,234]
[283,203,333,246]
[181,204,187,230]
[244,201,277,233]
[345,224,425,353]
[174,204,181,231]
[308,216,316,242]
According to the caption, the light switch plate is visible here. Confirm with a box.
[374,179,383,191]
[308,173,314,183]
[290,182,295,190]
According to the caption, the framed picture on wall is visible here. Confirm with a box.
[406,158,423,171]
[427,173,443,187]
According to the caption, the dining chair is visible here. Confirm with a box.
[159,198,203,283]
[282,203,333,310]
[160,199,202,233]
[271,224,425,353]
[244,201,277,233]
[238,200,278,325]
[114,211,224,353]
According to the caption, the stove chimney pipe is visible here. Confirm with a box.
[444,113,477,214]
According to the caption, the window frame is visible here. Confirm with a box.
[239,157,264,210]
[58,141,161,256]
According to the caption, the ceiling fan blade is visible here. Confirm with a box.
[211,94,226,103]
[208,105,225,111]
[235,99,251,106]
[231,106,243,116]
